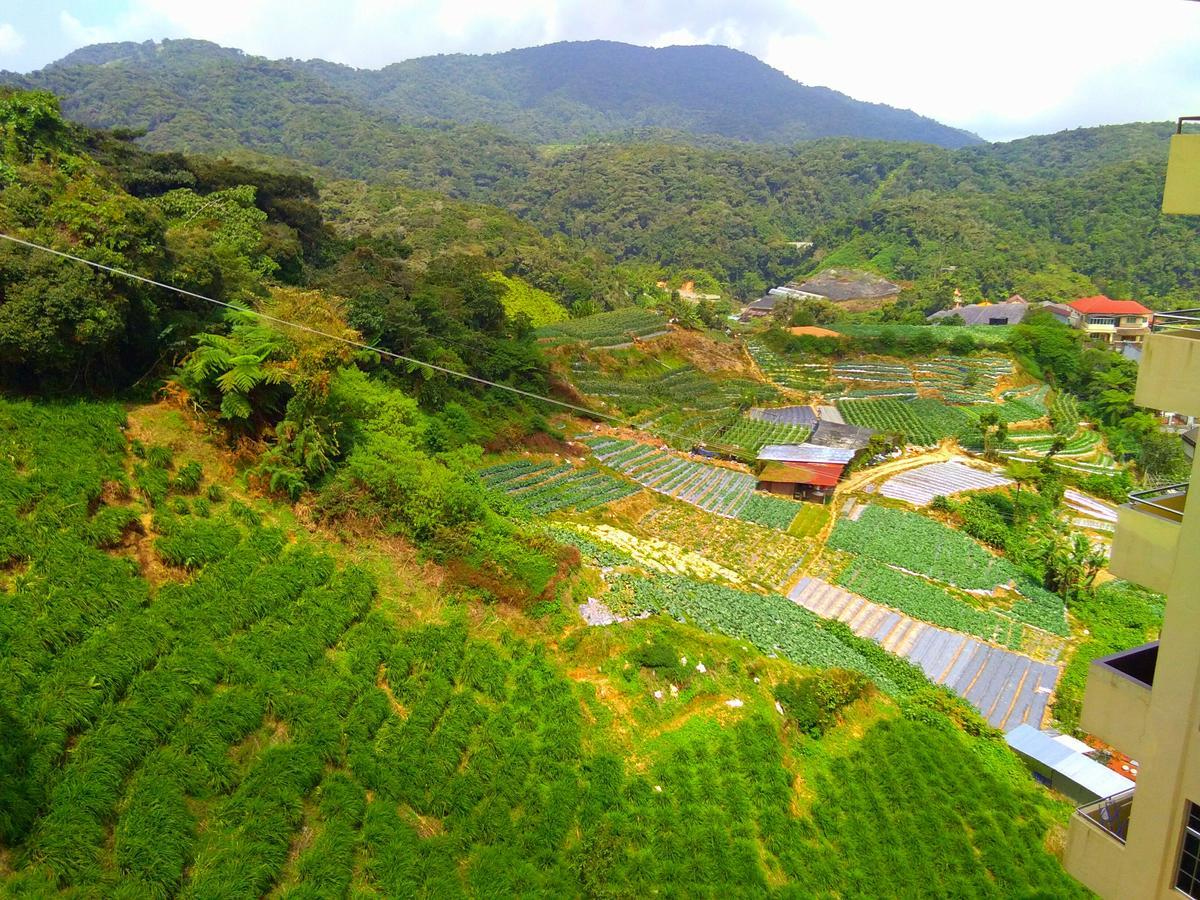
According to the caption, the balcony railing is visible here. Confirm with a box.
[1077,788,1136,843]
[1151,308,1200,332]
[1127,482,1189,523]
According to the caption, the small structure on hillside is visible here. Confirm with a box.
[928,295,1029,326]
[739,295,780,322]
[755,443,858,502]
[1006,724,1135,805]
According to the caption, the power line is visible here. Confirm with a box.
[0,231,750,455]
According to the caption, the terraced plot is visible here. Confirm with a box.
[717,417,811,454]
[536,308,667,348]
[479,460,641,514]
[836,397,973,445]
[636,504,816,590]
[788,578,1060,731]
[878,461,1012,506]
[586,437,803,530]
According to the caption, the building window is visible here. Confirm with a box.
[1090,316,1116,326]
[1177,802,1200,899]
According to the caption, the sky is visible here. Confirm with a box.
[1,0,1198,141]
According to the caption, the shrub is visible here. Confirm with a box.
[774,669,871,737]
[172,461,203,494]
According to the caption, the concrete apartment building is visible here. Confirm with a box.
[1063,313,1200,898]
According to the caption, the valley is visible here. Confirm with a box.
[0,28,1193,895]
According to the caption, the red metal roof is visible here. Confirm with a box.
[1067,295,1151,316]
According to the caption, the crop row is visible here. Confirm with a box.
[587,438,804,530]
[536,308,666,347]
[828,505,1068,635]
[479,461,641,515]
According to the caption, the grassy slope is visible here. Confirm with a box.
[0,396,1085,896]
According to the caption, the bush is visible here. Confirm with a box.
[630,639,678,671]
[173,461,203,494]
[774,669,870,737]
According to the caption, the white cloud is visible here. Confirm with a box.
[59,12,115,47]
[0,23,25,55]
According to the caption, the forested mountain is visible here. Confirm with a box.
[16,38,980,149]
[5,42,1198,307]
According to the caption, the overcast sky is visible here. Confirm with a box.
[1,0,1198,142]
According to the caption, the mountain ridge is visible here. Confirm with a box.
[13,37,982,148]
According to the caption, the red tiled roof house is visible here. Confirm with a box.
[1055,295,1153,344]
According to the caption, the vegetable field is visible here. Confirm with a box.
[586,437,804,531]
[612,573,927,697]
[479,460,640,514]
[836,397,973,444]
[636,503,815,589]
[716,416,811,454]
[536,307,667,347]
[828,506,1068,635]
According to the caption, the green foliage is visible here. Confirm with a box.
[1053,581,1163,731]
[775,669,871,737]
[0,395,1084,895]
[488,272,568,327]
[830,505,1068,635]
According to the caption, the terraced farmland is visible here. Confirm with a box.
[788,578,1060,731]
[479,460,641,514]
[536,308,667,348]
[878,461,1012,506]
[745,340,838,392]
[828,505,1069,636]
[635,504,816,590]
[586,437,804,530]
[716,416,812,454]
[836,397,973,445]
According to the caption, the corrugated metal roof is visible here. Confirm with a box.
[928,301,1029,326]
[1006,725,1135,799]
[758,443,857,464]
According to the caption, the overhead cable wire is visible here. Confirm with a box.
[0,231,751,455]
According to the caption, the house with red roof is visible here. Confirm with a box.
[1046,295,1153,345]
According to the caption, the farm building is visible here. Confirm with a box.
[1005,724,1135,805]
[756,462,841,501]
[927,296,1029,326]
[755,443,857,501]
[739,295,780,322]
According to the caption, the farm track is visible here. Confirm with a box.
[788,577,1059,731]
